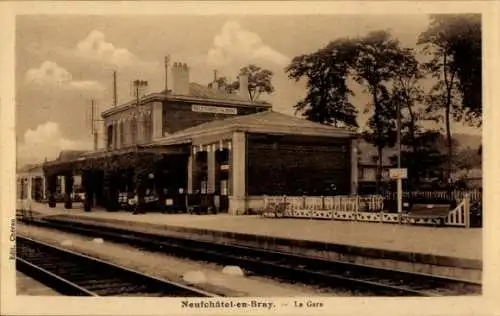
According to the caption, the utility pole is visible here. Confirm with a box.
[91,100,98,150]
[396,97,403,223]
[113,71,118,107]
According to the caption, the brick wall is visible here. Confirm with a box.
[247,134,351,196]
[163,101,258,134]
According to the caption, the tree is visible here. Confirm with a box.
[391,131,447,190]
[351,31,408,193]
[389,48,443,189]
[230,65,275,102]
[418,15,481,183]
[285,39,359,128]
[286,30,412,193]
[421,15,482,126]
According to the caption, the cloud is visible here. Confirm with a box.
[17,122,93,166]
[207,21,289,68]
[76,30,134,67]
[75,30,158,71]
[25,61,103,90]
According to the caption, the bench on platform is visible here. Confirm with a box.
[187,194,217,215]
[406,204,452,226]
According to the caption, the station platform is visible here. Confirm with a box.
[16,201,483,282]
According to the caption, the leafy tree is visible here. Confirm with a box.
[285,38,359,128]
[230,65,275,102]
[453,147,482,175]
[421,15,482,126]
[351,31,408,192]
[418,14,481,182]
[391,131,447,190]
[286,31,412,193]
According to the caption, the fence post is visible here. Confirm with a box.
[465,194,470,228]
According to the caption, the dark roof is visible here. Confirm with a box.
[152,110,357,146]
[55,150,89,162]
[17,163,43,173]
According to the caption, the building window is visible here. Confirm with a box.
[200,180,208,194]
[107,125,113,149]
[120,121,125,147]
[131,117,137,145]
[113,123,118,149]
[144,112,152,142]
[220,180,228,196]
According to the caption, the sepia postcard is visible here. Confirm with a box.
[1,1,499,315]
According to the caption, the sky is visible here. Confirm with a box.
[16,14,482,166]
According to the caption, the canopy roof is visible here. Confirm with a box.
[151,110,358,146]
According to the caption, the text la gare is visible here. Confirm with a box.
[294,300,323,308]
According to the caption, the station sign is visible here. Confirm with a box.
[192,104,237,115]
[389,168,408,179]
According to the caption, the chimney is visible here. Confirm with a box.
[171,62,190,95]
[238,74,249,99]
[164,55,170,93]
[211,69,220,92]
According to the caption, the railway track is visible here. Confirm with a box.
[16,236,218,297]
[19,217,481,296]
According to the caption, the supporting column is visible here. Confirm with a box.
[64,174,74,209]
[229,132,247,215]
[187,151,194,194]
[207,145,217,194]
[59,175,66,197]
[350,138,359,195]
[82,170,93,212]
[42,176,46,200]
[47,175,57,208]
[27,176,33,201]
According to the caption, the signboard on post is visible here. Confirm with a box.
[389,168,408,180]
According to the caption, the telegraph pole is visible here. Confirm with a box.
[91,100,98,150]
[396,98,403,223]
[113,71,118,107]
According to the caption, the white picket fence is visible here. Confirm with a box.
[262,194,471,228]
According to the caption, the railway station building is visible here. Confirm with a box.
[42,61,359,214]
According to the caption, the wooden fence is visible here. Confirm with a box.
[384,189,482,202]
[262,193,472,228]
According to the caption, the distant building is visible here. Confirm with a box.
[17,164,45,201]
[356,141,396,194]
[17,151,84,202]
